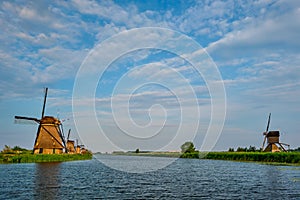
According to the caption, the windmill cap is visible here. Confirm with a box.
[40,116,61,124]
[266,131,280,137]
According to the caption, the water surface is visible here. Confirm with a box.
[0,155,299,199]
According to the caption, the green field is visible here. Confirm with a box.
[0,153,92,164]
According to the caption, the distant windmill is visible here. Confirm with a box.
[66,129,76,154]
[15,88,66,154]
[261,113,290,152]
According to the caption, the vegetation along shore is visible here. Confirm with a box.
[112,142,300,165]
[0,145,92,164]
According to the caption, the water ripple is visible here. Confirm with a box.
[0,156,299,199]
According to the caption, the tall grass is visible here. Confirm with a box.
[113,151,300,164]
[204,152,300,164]
[0,153,92,164]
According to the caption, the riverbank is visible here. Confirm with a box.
[111,151,300,165]
[0,153,93,164]
[203,152,300,165]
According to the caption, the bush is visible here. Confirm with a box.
[180,151,199,159]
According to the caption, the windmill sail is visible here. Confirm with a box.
[262,113,271,150]
[14,116,40,124]
[265,113,271,133]
[41,87,48,118]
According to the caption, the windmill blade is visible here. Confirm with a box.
[60,123,65,141]
[15,116,39,121]
[15,116,40,122]
[14,116,40,124]
[67,129,71,141]
[262,135,267,151]
[266,113,271,133]
[279,143,290,147]
[41,87,48,118]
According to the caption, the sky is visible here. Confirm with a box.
[0,0,300,153]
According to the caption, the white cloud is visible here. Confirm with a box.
[207,1,300,58]
[71,0,129,24]
[30,47,88,83]
[19,6,41,20]
[173,0,235,41]
[96,23,127,42]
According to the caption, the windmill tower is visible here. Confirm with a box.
[66,129,76,154]
[261,113,290,152]
[15,88,66,154]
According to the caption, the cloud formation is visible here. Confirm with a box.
[1,0,299,151]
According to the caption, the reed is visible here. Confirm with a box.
[0,153,92,164]
[203,152,300,164]
[112,151,300,164]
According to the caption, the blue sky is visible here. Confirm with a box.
[0,0,299,152]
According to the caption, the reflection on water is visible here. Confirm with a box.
[34,162,61,200]
[96,154,178,173]
[265,165,285,199]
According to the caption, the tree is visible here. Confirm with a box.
[289,147,300,152]
[236,147,247,152]
[12,146,27,151]
[235,146,259,152]
[181,141,195,153]
[248,145,256,152]
[228,148,234,152]
[1,145,12,153]
[135,148,140,153]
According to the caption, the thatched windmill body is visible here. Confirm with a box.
[15,88,66,154]
[66,129,76,154]
[261,113,290,152]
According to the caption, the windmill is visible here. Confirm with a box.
[74,139,86,154]
[261,113,290,152]
[15,88,66,154]
[66,129,76,154]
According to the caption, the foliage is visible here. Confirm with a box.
[1,145,31,154]
[180,141,196,153]
[1,145,12,153]
[110,147,300,164]
[204,152,300,164]
[0,152,92,164]
[135,148,140,153]
[248,146,257,152]
[180,152,199,159]
[289,147,300,152]
[12,146,28,152]
[235,146,259,152]
[0,145,93,164]
[180,141,199,158]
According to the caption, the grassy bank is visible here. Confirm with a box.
[0,153,93,164]
[112,151,300,164]
[203,152,300,164]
